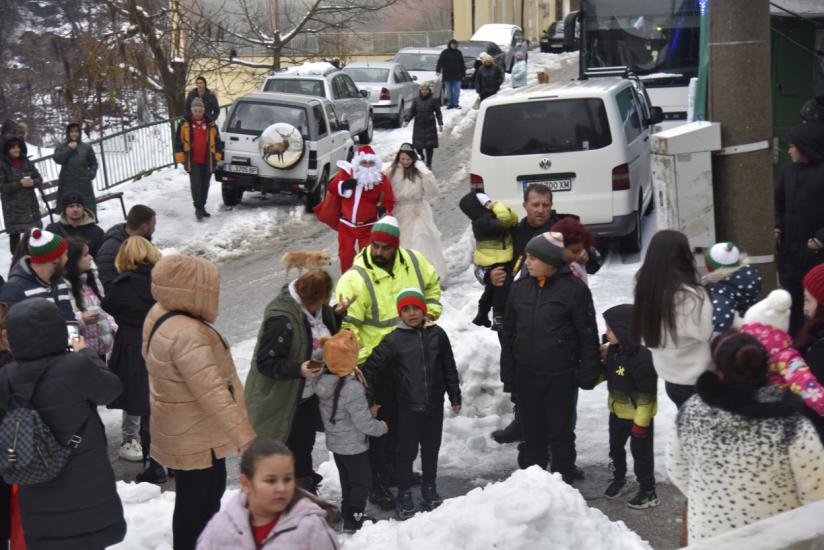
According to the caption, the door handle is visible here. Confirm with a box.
[644,136,649,142]
[230,137,239,141]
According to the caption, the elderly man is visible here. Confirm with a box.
[335,215,442,510]
[175,97,223,220]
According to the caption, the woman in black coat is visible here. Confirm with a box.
[183,76,220,121]
[2,298,125,550]
[0,138,42,254]
[775,121,824,335]
[101,236,163,482]
[475,53,504,101]
[404,84,443,169]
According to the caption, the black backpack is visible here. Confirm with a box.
[0,368,88,485]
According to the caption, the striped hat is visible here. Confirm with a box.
[371,215,400,248]
[28,228,67,264]
[705,242,741,272]
[525,231,565,267]
[397,287,426,315]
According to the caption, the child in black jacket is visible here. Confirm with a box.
[601,304,659,509]
[362,288,461,520]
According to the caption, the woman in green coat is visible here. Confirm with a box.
[245,269,354,493]
[54,123,98,218]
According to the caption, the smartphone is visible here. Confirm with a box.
[66,322,80,350]
[307,359,323,371]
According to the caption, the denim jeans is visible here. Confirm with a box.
[122,412,141,442]
[444,79,462,107]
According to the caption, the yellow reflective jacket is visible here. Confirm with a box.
[474,202,519,266]
[336,246,442,364]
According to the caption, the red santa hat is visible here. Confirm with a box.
[352,145,378,165]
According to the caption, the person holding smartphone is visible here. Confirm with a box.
[245,269,355,495]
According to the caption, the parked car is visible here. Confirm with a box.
[436,41,507,88]
[540,11,580,53]
[217,92,354,210]
[469,76,663,252]
[261,62,373,144]
[392,47,444,102]
[470,23,529,72]
[343,62,419,128]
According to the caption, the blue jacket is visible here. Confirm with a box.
[511,60,527,88]
[0,258,75,320]
[704,263,763,333]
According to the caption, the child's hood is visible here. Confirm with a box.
[458,190,491,221]
[740,322,792,357]
[603,304,636,351]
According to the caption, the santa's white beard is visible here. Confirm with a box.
[354,164,383,189]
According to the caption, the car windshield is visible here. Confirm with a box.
[343,67,390,83]
[393,53,440,71]
[481,99,612,156]
[263,78,326,98]
[226,102,309,136]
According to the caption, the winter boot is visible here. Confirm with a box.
[135,458,167,485]
[420,482,443,510]
[627,488,659,510]
[572,465,586,480]
[342,509,374,533]
[396,489,416,520]
[369,481,397,511]
[491,408,523,444]
[604,477,627,499]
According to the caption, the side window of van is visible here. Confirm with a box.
[616,88,642,143]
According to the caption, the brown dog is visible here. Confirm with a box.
[280,250,332,276]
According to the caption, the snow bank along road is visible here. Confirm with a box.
[6,52,685,549]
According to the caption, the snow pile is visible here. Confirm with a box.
[345,466,652,550]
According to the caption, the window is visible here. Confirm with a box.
[393,52,441,71]
[263,78,325,98]
[616,88,643,143]
[343,76,360,98]
[344,67,390,83]
[331,77,345,99]
[325,104,339,131]
[480,99,612,156]
[489,44,502,56]
[226,102,308,136]
[313,104,327,137]
[392,68,405,83]
[400,68,413,82]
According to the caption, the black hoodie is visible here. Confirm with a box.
[602,304,657,427]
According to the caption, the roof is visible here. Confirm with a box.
[278,61,338,77]
[234,92,326,106]
[344,61,400,69]
[474,23,521,31]
[481,77,631,106]
[395,47,442,54]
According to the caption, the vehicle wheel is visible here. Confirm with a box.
[358,114,373,144]
[222,185,243,207]
[619,199,643,253]
[393,101,404,128]
[304,167,329,212]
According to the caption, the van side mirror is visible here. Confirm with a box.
[648,106,664,125]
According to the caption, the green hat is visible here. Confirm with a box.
[371,216,400,248]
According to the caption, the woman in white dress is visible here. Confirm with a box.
[384,143,449,286]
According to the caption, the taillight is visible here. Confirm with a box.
[308,149,317,170]
[380,88,390,101]
[612,163,630,191]
[470,173,484,192]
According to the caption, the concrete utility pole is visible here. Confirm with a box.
[708,0,776,290]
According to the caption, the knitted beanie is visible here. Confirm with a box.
[803,264,824,304]
[476,193,492,206]
[742,289,792,334]
[525,231,565,268]
[60,191,85,210]
[705,242,741,272]
[371,216,400,248]
[28,228,67,264]
[397,287,427,316]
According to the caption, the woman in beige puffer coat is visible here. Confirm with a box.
[143,254,256,550]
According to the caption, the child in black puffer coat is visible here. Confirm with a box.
[361,288,461,520]
[702,242,763,333]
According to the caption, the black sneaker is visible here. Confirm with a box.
[627,488,659,509]
[572,465,586,480]
[369,483,396,511]
[195,210,204,220]
[396,489,415,520]
[420,482,443,510]
[491,416,523,444]
[201,209,211,217]
[604,478,626,499]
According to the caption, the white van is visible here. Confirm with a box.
[469,77,662,251]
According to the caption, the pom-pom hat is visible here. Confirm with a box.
[397,287,427,316]
[525,231,565,268]
[371,216,400,248]
[706,242,741,272]
[28,229,67,264]
[742,289,792,334]
[803,264,824,305]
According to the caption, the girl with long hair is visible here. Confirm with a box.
[631,230,713,407]
[65,238,117,357]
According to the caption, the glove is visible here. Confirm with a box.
[341,178,357,192]
[631,424,648,439]
[377,206,387,218]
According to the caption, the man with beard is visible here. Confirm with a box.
[327,145,395,272]
[335,216,442,511]
[0,229,73,320]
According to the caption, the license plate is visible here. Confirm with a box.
[223,164,258,175]
[522,179,572,192]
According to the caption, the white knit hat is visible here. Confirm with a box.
[476,193,492,206]
[705,242,741,272]
[742,289,792,333]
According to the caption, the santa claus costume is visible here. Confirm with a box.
[327,145,395,271]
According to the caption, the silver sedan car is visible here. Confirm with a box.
[343,62,420,128]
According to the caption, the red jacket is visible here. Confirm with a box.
[328,167,394,227]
